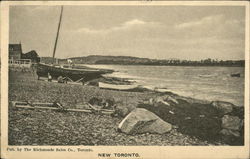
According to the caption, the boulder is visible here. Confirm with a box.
[167,96,179,104]
[155,97,170,106]
[220,129,240,137]
[118,108,172,134]
[57,76,64,83]
[149,95,178,107]
[175,96,210,105]
[115,106,129,117]
[211,101,234,114]
[221,115,242,131]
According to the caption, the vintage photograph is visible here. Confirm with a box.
[7,4,246,147]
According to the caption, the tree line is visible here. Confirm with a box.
[95,58,244,67]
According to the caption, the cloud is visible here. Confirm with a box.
[173,14,244,40]
[75,19,160,34]
[27,6,57,13]
[175,14,224,29]
[62,14,244,60]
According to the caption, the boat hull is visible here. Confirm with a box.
[36,63,113,82]
[230,73,240,77]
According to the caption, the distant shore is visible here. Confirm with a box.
[40,55,245,67]
[8,69,244,145]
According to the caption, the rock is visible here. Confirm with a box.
[184,117,191,120]
[175,96,210,105]
[88,97,103,106]
[221,115,242,131]
[115,106,129,117]
[118,108,172,134]
[169,111,175,114]
[155,97,170,106]
[149,98,154,105]
[172,125,179,129]
[13,128,20,131]
[88,97,115,109]
[57,76,65,83]
[150,95,177,107]
[167,96,179,104]
[230,106,244,119]
[220,129,240,137]
[211,101,234,114]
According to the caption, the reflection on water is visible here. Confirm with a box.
[85,64,244,106]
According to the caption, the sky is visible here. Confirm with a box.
[9,5,245,60]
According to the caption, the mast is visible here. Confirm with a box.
[52,6,63,64]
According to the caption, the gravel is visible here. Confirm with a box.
[8,70,225,146]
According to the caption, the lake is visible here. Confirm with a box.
[85,65,245,106]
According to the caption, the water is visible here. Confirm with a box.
[84,64,245,106]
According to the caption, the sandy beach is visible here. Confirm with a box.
[8,69,243,146]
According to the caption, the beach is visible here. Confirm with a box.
[8,69,243,146]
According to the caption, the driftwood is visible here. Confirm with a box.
[39,77,83,85]
[12,101,115,115]
[75,77,85,83]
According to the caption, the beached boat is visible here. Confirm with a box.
[198,74,214,78]
[36,6,113,82]
[98,82,138,91]
[37,63,113,81]
[230,73,240,77]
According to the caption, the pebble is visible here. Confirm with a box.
[8,71,224,146]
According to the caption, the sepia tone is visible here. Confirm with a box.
[1,1,249,159]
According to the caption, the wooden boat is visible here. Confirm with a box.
[230,73,240,77]
[198,74,214,78]
[37,63,113,82]
[36,6,113,82]
[98,82,138,91]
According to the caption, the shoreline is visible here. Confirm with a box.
[8,69,244,145]
[85,65,244,107]
[83,63,245,67]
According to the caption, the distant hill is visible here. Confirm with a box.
[68,55,155,65]
[40,55,156,65]
[40,55,245,67]
[40,57,62,64]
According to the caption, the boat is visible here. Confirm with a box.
[98,82,138,91]
[230,73,240,77]
[198,74,214,78]
[36,6,113,82]
[37,63,113,81]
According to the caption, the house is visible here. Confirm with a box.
[9,43,32,68]
[22,50,40,63]
[9,43,22,60]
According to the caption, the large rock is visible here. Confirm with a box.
[175,96,210,105]
[220,129,240,137]
[221,115,242,131]
[211,101,234,114]
[115,106,129,117]
[118,108,172,134]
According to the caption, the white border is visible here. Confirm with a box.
[1,1,249,159]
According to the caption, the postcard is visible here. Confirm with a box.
[1,1,249,159]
